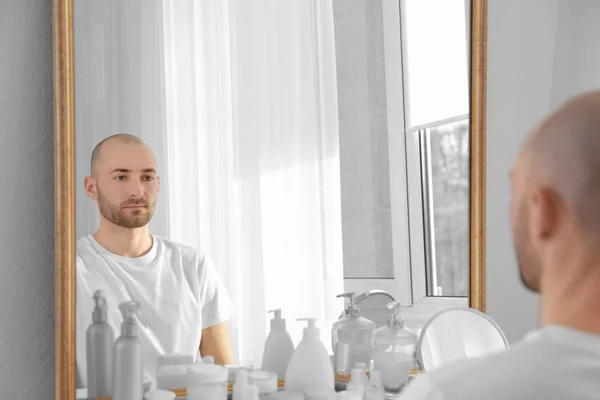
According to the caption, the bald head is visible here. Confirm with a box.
[521,89,600,234]
[90,134,152,176]
[85,133,159,229]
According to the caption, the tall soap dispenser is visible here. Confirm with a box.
[113,301,144,400]
[261,309,295,379]
[372,301,417,394]
[284,318,334,393]
[86,290,115,398]
[332,293,376,368]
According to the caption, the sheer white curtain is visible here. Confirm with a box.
[74,0,171,240]
[161,0,344,366]
[74,0,344,367]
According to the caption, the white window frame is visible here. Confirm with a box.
[344,0,469,315]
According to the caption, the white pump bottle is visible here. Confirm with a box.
[112,301,144,400]
[284,318,334,394]
[86,290,115,398]
[261,309,295,378]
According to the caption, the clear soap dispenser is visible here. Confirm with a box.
[332,293,376,368]
[372,301,417,394]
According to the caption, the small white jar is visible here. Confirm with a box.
[187,364,229,400]
[248,370,278,399]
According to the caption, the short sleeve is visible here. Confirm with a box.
[397,374,447,400]
[198,254,235,329]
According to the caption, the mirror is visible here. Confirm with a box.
[53,0,487,398]
[415,307,508,372]
[339,290,396,328]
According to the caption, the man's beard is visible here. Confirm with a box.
[97,189,155,228]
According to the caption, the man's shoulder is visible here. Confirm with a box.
[154,235,209,263]
[401,333,565,400]
[76,235,95,257]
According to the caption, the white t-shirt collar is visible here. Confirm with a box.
[87,233,158,268]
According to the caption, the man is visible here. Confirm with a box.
[398,90,600,399]
[75,134,234,388]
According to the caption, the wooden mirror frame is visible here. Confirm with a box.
[52,1,487,397]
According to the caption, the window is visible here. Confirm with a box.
[335,0,470,313]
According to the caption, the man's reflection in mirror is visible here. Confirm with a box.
[75,134,235,388]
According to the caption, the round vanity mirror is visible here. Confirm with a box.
[415,307,508,372]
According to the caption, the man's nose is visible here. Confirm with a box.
[128,179,144,197]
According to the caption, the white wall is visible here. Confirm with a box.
[485,0,560,342]
[0,1,55,398]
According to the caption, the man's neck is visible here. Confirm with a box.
[93,222,153,258]
[540,256,600,336]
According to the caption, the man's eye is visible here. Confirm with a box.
[115,176,125,181]
[144,176,154,181]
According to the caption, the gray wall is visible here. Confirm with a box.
[550,0,600,108]
[486,0,559,342]
[0,0,55,399]
[486,0,600,344]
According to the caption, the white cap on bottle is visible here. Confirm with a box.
[268,309,287,330]
[297,318,320,340]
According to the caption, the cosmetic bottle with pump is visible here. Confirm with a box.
[372,301,417,394]
[86,290,116,398]
[113,300,144,400]
[261,309,295,379]
[284,318,334,393]
[332,293,376,368]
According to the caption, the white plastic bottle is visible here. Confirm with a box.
[346,368,365,400]
[113,301,144,400]
[365,370,384,400]
[261,309,295,378]
[233,369,249,400]
[284,318,334,394]
[245,385,260,400]
[86,290,115,398]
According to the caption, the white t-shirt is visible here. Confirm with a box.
[75,234,235,388]
[397,325,600,400]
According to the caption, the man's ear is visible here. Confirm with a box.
[529,186,562,242]
[157,176,161,193]
[84,176,98,200]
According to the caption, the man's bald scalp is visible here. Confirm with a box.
[90,134,147,176]
[525,89,600,234]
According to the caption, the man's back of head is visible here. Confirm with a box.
[397,89,600,400]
